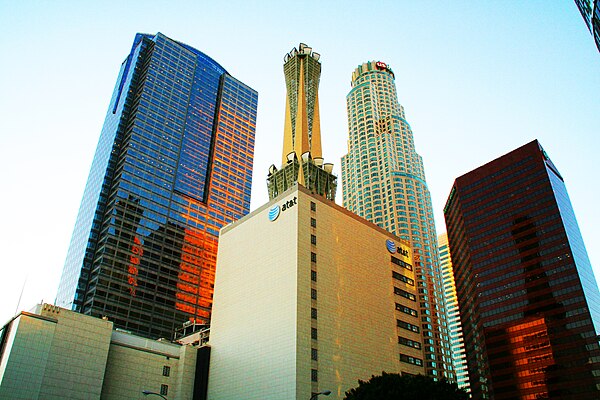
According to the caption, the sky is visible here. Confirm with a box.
[0,1,598,326]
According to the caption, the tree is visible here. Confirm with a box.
[343,372,469,400]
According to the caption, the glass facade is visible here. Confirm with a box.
[438,233,470,392]
[57,33,258,339]
[574,0,600,53]
[341,61,452,380]
[444,140,600,399]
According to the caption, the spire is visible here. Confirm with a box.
[267,43,337,201]
[311,91,322,159]
[293,58,310,161]
[282,94,294,165]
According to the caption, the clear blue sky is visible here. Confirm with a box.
[0,1,598,326]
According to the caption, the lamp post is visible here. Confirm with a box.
[310,390,332,400]
[142,390,168,400]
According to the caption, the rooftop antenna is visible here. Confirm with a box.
[15,274,28,315]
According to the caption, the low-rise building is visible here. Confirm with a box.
[0,303,207,399]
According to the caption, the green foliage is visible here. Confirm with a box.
[343,372,469,400]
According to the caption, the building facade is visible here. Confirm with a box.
[438,233,469,391]
[207,185,423,400]
[444,140,600,399]
[0,304,206,400]
[341,61,452,379]
[267,43,337,201]
[574,0,600,52]
[56,32,258,339]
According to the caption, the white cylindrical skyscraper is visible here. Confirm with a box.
[342,61,452,380]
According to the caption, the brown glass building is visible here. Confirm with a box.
[444,140,600,399]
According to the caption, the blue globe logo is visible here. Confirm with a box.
[268,205,281,221]
[386,239,396,254]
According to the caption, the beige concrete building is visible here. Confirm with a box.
[0,303,203,399]
[207,184,424,400]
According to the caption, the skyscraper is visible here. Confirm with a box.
[56,32,258,339]
[574,0,600,53]
[444,140,600,399]
[341,61,452,379]
[267,43,337,201]
[438,233,469,392]
[208,44,423,400]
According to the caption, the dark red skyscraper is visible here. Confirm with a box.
[444,140,600,399]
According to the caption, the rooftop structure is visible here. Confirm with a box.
[267,43,336,201]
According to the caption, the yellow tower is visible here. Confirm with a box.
[267,43,336,200]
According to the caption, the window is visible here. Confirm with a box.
[400,354,423,366]
[311,202,316,211]
[394,287,416,301]
[311,234,317,245]
[311,328,318,340]
[311,270,317,282]
[311,252,317,263]
[311,348,318,361]
[162,366,171,377]
[160,384,169,395]
[397,319,420,333]
[398,336,422,349]
[311,369,318,382]
[392,271,414,285]
[391,256,412,270]
[311,218,316,227]
[311,289,317,300]
[311,307,318,319]
[395,303,418,317]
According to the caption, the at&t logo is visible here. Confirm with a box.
[268,196,297,222]
[386,239,409,257]
[268,205,281,221]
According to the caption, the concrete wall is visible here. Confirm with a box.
[0,304,112,400]
[0,313,56,399]
[301,188,423,398]
[208,188,300,399]
[208,185,423,400]
[0,305,197,400]
[101,331,196,400]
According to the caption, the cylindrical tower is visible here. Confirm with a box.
[342,60,453,380]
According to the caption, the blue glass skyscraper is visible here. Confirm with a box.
[57,33,258,339]
[574,0,600,53]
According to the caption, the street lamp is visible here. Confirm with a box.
[310,390,332,400]
[142,390,168,400]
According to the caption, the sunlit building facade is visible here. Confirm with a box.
[208,185,422,400]
[341,61,452,379]
[444,140,600,399]
[208,45,422,400]
[56,32,258,339]
[0,303,204,399]
[574,0,600,52]
[438,233,469,392]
